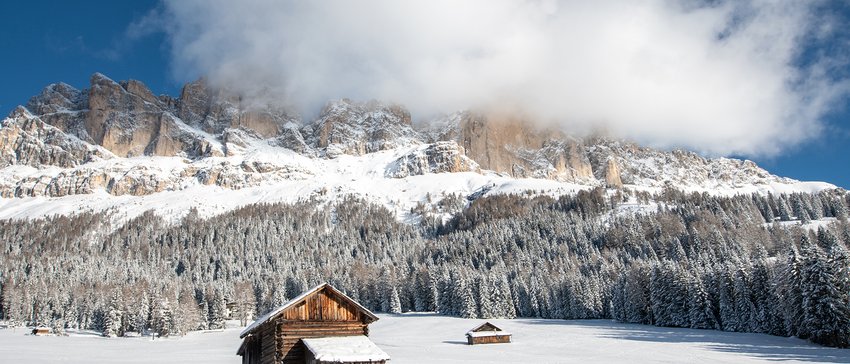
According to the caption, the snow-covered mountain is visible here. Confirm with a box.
[0,73,837,221]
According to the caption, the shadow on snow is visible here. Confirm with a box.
[542,320,850,363]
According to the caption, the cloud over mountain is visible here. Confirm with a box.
[141,0,849,156]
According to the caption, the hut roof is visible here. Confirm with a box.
[467,322,504,334]
[240,282,378,338]
[302,335,390,362]
[467,330,511,337]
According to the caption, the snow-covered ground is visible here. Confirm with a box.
[2,314,848,364]
[0,326,240,364]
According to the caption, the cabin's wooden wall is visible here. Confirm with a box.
[240,338,261,364]
[279,321,368,363]
[259,324,277,364]
[469,334,512,345]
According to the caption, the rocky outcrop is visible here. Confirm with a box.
[271,122,312,155]
[308,99,420,157]
[0,155,315,198]
[177,78,299,137]
[585,137,784,188]
[387,141,479,178]
[604,158,623,188]
[425,112,593,182]
[84,73,169,156]
[20,74,295,159]
[25,82,88,137]
[0,107,108,168]
[178,78,233,133]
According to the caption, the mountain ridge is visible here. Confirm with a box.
[0,73,840,222]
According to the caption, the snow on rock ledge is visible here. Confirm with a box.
[386,141,480,178]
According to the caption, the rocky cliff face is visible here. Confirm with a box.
[307,99,420,157]
[386,141,479,178]
[177,78,300,138]
[422,111,594,182]
[23,74,303,159]
[0,107,108,168]
[0,72,815,202]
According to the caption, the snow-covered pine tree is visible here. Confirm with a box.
[476,276,495,318]
[270,287,288,313]
[425,272,440,312]
[437,272,454,316]
[799,232,850,347]
[688,271,718,330]
[207,289,227,330]
[151,297,177,337]
[413,270,428,312]
[388,286,402,314]
[717,264,738,332]
[102,293,123,337]
[650,262,689,327]
[733,266,755,332]
[819,237,850,347]
[779,243,804,337]
[176,288,203,334]
[623,265,652,325]
[496,275,516,319]
[611,273,626,322]
[452,273,477,319]
[749,254,776,334]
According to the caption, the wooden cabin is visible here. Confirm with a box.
[31,327,51,336]
[237,283,390,364]
[466,322,511,345]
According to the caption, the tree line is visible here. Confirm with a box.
[0,188,848,347]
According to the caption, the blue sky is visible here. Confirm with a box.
[0,1,848,188]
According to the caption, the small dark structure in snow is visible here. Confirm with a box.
[237,283,389,364]
[466,322,511,345]
[31,327,51,336]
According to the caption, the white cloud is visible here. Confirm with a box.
[150,0,848,156]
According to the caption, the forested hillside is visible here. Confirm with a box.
[1,188,849,347]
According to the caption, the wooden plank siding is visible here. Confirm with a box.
[468,334,512,345]
[259,324,277,364]
[281,288,364,322]
[278,321,369,361]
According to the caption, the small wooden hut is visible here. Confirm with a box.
[237,283,389,364]
[31,327,51,336]
[466,322,511,345]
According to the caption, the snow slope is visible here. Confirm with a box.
[2,315,848,364]
[0,144,590,223]
[0,136,838,225]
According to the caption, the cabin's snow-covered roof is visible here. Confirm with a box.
[467,331,511,337]
[468,322,503,333]
[239,282,378,338]
[302,335,390,362]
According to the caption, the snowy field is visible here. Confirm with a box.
[1,314,849,363]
